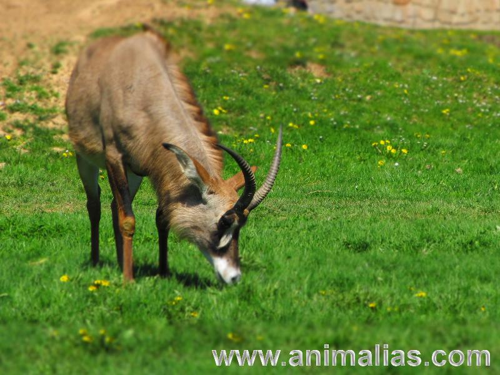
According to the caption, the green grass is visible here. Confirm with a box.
[2,3,500,374]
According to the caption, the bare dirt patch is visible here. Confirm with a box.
[0,0,236,133]
[289,62,331,79]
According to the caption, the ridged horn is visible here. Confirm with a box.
[218,144,256,212]
[247,125,283,211]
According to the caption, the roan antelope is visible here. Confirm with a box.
[66,26,282,284]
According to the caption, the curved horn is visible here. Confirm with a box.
[218,144,256,212]
[248,125,283,211]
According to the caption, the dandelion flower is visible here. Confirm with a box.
[105,336,115,344]
[99,329,107,336]
[285,143,292,148]
[82,335,93,343]
[60,275,70,282]
[368,302,377,309]
[386,145,393,151]
[415,291,427,298]
[302,144,308,150]
[442,109,450,115]
[79,329,88,335]
[309,120,315,126]
[295,51,302,58]
[223,44,235,51]
[402,149,408,154]
[378,160,385,167]
[391,148,396,154]
[223,96,230,100]
[227,332,243,342]
[481,306,486,312]
[5,135,12,141]
[213,109,220,116]
[372,142,378,147]
[174,296,183,302]
[88,285,98,292]
[380,140,385,145]
[190,311,199,318]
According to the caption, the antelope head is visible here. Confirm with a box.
[163,127,283,285]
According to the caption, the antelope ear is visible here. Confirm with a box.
[226,166,258,191]
[163,143,211,191]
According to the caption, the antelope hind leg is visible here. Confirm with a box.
[76,154,101,266]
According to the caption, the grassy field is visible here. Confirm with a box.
[1,2,500,373]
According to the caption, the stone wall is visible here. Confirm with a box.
[307,0,500,30]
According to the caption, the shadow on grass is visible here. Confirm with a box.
[82,259,215,289]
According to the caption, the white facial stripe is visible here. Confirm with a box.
[213,257,241,284]
[218,229,234,249]
[217,221,238,249]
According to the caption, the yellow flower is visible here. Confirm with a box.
[402,149,408,154]
[213,109,220,116]
[263,84,269,89]
[391,148,396,154]
[302,144,308,150]
[378,160,385,167]
[190,311,199,318]
[247,138,254,143]
[318,54,325,60]
[105,336,115,344]
[379,140,385,145]
[223,44,235,51]
[227,332,243,342]
[441,150,447,156]
[62,152,68,158]
[285,143,292,148]
[5,135,12,141]
[385,140,390,144]
[415,291,427,298]
[82,335,93,343]
[368,302,377,309]
[442,108,450,115]
[481,306,486,312]
[60,274,70,282]
[309,120,315,126]
[450,48,468,57]
[386,145,393,151]
[174,296,183,301]
[88,285,98,292]
[99,329,107,336]
[295,51,302,58]
[254,134,260,138]
[242,12,251,19]
[460,76,467,81]
[223,96,230,100]
[207,0,214,4]
[78,329,88,336]
[372,142,378,147]
[270,127,275,134]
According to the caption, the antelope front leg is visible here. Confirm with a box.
[106,156,135,282]
[156,207,170,277]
